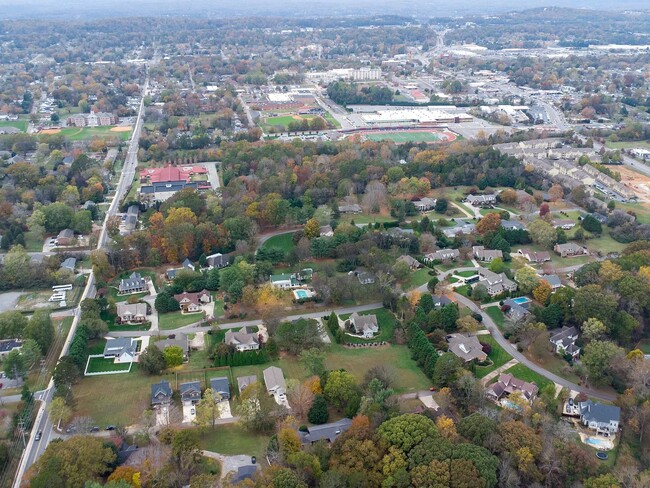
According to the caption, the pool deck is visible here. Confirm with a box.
[579,432,615,451]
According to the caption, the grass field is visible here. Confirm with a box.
[403,268,433,290]
[485,306,506,331]
[339,214,397,225]
[159,311,203,330]
[605,140,650,150]
[338,308,397,344]
[260,232,295,253]
[198,424,270,459]
[475,335,513,379]
[504,363,553,392]
[0,119,27,132]
[364,130,452,143]
[85,357,132,374]
[262,114,327,131]
[54,126,132,141]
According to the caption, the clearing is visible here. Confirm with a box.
[159,311,204,330]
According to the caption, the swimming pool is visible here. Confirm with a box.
[511,297,531,305]
[585,437,611,449]
[294,290,309,299]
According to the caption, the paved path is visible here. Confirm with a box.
[480,358,519,385]
[450,202,474,219]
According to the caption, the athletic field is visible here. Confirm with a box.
[363,130,457,143]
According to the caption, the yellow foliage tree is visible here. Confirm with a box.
[436,415,459,441]
[304,218,321,239]
[532,280,553,305]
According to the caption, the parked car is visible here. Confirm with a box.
[105,425,116,431]
[90,426,100,432]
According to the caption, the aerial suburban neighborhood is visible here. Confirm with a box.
[0,1,648,487]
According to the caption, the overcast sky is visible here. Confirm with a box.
[0,0,647,19]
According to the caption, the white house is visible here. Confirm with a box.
[347,312,379,338]
[224,327,260,351]
[549,326,580,359]
[579,400,620,435]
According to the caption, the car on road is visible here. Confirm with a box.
[35,431,42,441]
[190,408,195,415]
[105,425,116,431]
[90,426,100,432]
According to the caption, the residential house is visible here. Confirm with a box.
[0,339,22,359]
[165,268,180,280]
[298,418,353,445]
[118,272,147,294]
[465,194,497,206]
[517,249,551,264]
[501,220,525,231]
[237,375,258,393]
[347,312,379,338]
[173,290,211,313]
[413,197,437,211]
[270,273,301,289]
[424,249,460,263]
[473,246,503,262]
[486,373,539,402]
[554,242,588,258]
[477,268,517,296]
[356,271,376,285]
[552,219,576,230]
[502,298,530,322]
[263,366,287,395]
[447,334,487,362]
[116,302,148,323]
[156,334,190,360]
[182,258,195,271]
[60,257,77,273]
[151,380,173,406]
[180,381,202,405]
[397,255,422,270]
[549,326,581,359]
[338,203,362,214]
[206,253,230,269]
[57,228,75,246]
[209,377,230,400]
[579,400,620,435]
[442,222,476,238]
[103,338,138,363]
[541,274,562,291]
[432,295,452,307]
[225,327,260,351]
[319,225,334,237]
[589,213,608,224]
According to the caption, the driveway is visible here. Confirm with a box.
[202,451,258,479]
[0,292,22,313]
[182,404,196,423]
[199,162,221,190]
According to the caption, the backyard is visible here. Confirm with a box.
[85,357,133,374]
[485,306,506,331]
[403,268,434,290]
[260,232,295,253]
[503,363,553,392]
[198,424,270,460]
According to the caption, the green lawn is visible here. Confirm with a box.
[340,214,398,225]
[475,335,513,379]
[504,364,553,391]
[106,290,149,303]
[23,231,44,252]
[322,111,342,129]
[456,270,478,278]
[403,268,433,290]
[636,340,650,354]
[0,119,27,132]
[58,126,132,141]
[583,230,626,255]
[365,130,448,143]
[436,259,474,272]
[455,285,471,298]
[338,308,397,344]
[85,357,132,374]
[605,140,650,150]
[260,232,295,253]
[198,424,270,459]
[159,311,204,330]
[485,306,506,331]
[262,114,324,131]
[213,300,225,318]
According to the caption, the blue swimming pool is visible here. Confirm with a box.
[512,297,531,305]
[585,437,611,449]
[295,290,309,299]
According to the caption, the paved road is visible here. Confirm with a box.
[107,302,384,338]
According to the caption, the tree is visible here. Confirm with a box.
[532,280,552,305]
[476,213,501,235]
[488,258,506,273]
[539,203,550,218]
[48,397,72,430]
[300,348,326,376]
[308,394,329,424]
[433,353,463,387]
[303,219,321,239]
[582,340,625,385]
[30,436,117,487]
[43,202,74,233]
[163,345,184,368]
[472,284,489,302]
[4,349,27,379]
[275,319,323,355]
[581,215,602,234]
[583,474,621,488]
[155,292,181,314]
[528,220,556,248]
[194,388,222,429]
[515,266,540,294]
[139,345,166,375]
[378,413,438,454]
[288,381,315,421]
[456,316,480,333]
[324,370,358,411]
[573,285,618,324]
[581,318,608,342]
[21,338,42,369]
[236,383,283,434]
[548,184,564,202]
[458,413,496,446]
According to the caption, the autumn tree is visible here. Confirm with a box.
[528,219,556,249]
[532,279,552,305]
[476,212,501,235]
[194,388,222,429]
[581,318,608,342]
[515,266,540,294]
[324,370,359,413]
[303,218,320,239]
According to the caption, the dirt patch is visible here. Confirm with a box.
[110,126,132,132]
[39,128,61,134]
[617,165,650,201]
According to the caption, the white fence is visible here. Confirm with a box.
[84,354,133,376]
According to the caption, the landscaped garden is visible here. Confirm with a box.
[85,356,133,374]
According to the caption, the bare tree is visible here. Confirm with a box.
[361,180,388,213]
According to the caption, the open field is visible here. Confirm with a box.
[159,311,203,330]
[363,129,457,144]
[199,425,270,460]
[475,335,513,379]
[403,268,433,290]
[41,126,132,141]
[0,119,28,132]
[504,363,553,391]
[260,232,295,253]
[605,140,650,150]
[340,214,397,225]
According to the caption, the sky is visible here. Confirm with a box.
[0,0,648,19]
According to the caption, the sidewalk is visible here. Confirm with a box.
[480,358,518,385]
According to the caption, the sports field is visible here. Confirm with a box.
[39,126,132,141]
[363,130,457,143]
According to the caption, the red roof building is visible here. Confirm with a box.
[140,164,207,184]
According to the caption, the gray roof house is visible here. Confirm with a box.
[60,257,77,272]
[424,249,460,262]
[477,268,517,296]
[397,255,422,270]
[554,242,588,258]
[151,380,173,406]
[116,302,148,323]
[118,272,147,294]
[319,225,334,237]
[209,377,230,400]
[263,366,287,395]
[347,312,379,338]
[180,381,202,405]
[442,221,476,238]
[465,194,497,206]
[413,197,437,211]
[237,375,258,393]
[473,245,503,262]
[206,253,230,269]
[103,338,137,363]
[518,248,551,263]
[447,334,487,362]
[232,465,258,483]
[356,271,376,285]
[503,299,530,322]
[549,326,580,359]
[501,220,525,231]
[182,258,195,271]
[486,373,538,402]
[579,400,620,435]
[298,418,353,445]
[338,203,362,214]
[541,274,562,291]
[156,334,189,359]
[432,294,452,307]
[225,327,260,352]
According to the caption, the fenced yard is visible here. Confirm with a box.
[84,355,133,376]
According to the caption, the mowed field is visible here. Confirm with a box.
[39,126,132,141]
[363,130,457,143]
[0,119,28,132]
[262,114,324,130]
